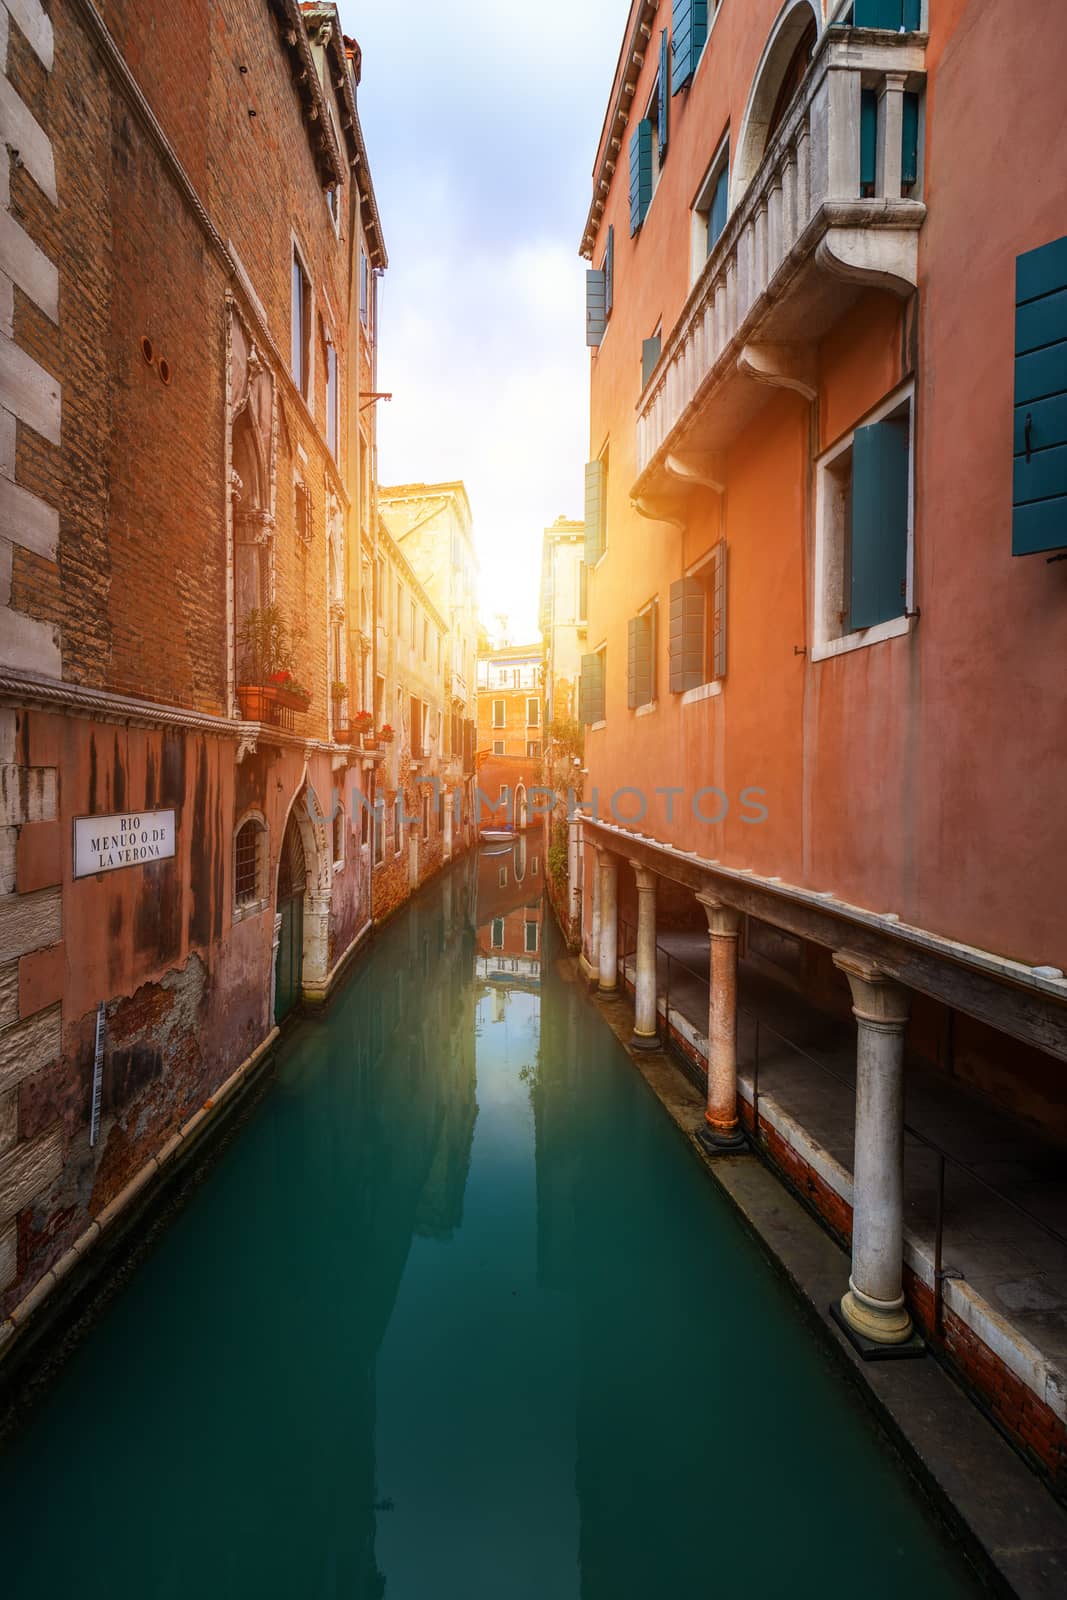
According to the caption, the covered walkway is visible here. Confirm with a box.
[618,926,1067,1457]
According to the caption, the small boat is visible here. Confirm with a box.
[480,829,517,853]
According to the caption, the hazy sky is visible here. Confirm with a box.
[340,0,625,642]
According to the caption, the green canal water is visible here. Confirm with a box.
[1,855,982,1598]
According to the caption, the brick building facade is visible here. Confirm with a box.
[0,0,394,1345]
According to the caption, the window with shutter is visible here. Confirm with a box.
[579,650,606,725]
[850,416,910,630]
[658,30,669,165]
[1013,234,1067,557]
[584,457,607,566]
[860,90,877,196]
[604,225,615,318]
[669,578,704,693]
[672,0,709,95]
[629,120,654,235]
[901,92,920,191]
[709,162,729,252]
[627,604,656,709]
[641,334,662,392]
[853,1,921,28]
[586,270,606,348]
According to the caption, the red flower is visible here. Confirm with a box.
[269,669,292,685]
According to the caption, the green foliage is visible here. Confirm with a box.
[239,605,293,683]
[546,716,583,761]
[547,818,569,887]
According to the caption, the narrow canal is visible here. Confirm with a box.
[1,852,982,1598]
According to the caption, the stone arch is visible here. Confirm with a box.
[275,774,333,999]
[733,0,821,205]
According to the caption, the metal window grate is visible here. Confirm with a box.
[235,821,260,904]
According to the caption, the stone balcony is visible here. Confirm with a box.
[633,27,927,503]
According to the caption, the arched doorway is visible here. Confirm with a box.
[515,783,528,829]
[275,811,307,1022]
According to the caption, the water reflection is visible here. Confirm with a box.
[0,849,980,1600]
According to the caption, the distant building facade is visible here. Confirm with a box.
[476,645,543,830]
[538,517,587,728]
[369,520,459,921]
[379,480,479,807]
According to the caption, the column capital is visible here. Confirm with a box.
[629,861,657,892]
[833,951,911,1029]
[696,894,741,939]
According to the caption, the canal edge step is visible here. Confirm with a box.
[565,957,1067,1600]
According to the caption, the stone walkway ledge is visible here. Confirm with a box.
[572,963,1067,1600]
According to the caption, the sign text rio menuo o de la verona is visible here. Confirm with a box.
[73,810,177,879]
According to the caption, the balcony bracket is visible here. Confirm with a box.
[666,452,727,496]
[737,342,818,403]
[815,222,920,299]
[236,735,258,764]
[632,494,687,530]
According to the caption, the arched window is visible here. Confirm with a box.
[234,815,267,913]
[734,2,821,202]
[766,13,818,147]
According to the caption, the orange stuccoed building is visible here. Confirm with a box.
[576,0,1067,1480]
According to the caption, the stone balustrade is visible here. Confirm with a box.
[635,27,927,487]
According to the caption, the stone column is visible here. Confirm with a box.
[696,896,745,1150]
[597,848,618,993]
[589,842,602,969]
[628,862,659,1049]
[833,952,913,1345]
[876,72,908,200]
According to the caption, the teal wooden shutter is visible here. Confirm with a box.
[849,416,910,629]
[901,92,919,189]
[711,542,727,679]
[1013,234,1067,556]
[708,160,729,252]
[580,652,605,724]
[860,90,877,194]
[672,0,709,94]
[629,120,653,235]
[627,612,653,708]
[584,459,606,565]
[641,334,662,392]
[658,29,669,164]
[854,1,920,26]
[586,269,606,347]
[669,578,704,693]
[604,225,615,317]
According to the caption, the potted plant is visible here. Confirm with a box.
[378,723,395,744]
[352,708,374,732]
[237,607,311,720]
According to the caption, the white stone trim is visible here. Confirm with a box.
[681,680,722,705]
[2,0,54,71]
[812,380,915,661]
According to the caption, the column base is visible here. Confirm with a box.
[598,981,618,995]
[830,1295,925,1361]
[630,1030,661,1051]
[838,1285,915,1346]
[697,1122,747,1154]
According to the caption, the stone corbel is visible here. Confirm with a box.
[665,452,727,496]
[737,342,818,402]
[236,735,258,763]
[815,226,920,299]
[631,494,687,530]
